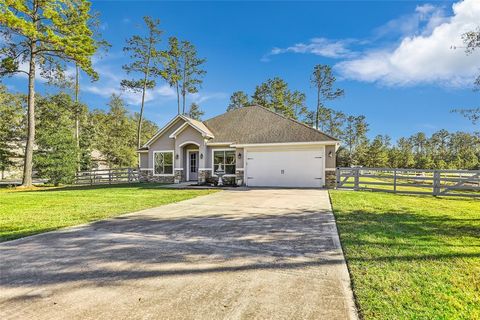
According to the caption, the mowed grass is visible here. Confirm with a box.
[329,190,480,320]
[0,184,216,242]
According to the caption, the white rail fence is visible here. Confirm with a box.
[74,167,139,185]
[336,167,480,197]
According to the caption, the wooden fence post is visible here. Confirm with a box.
[354,168,359,191]
[335,168,340,189]
[393,169,397,193]
[433,170,440,196]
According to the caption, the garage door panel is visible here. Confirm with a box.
[246,149,324,188]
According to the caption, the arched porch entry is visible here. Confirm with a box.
[180,142,200,182]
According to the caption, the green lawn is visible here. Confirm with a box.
[0,184,216,242]
[329,190,480,319]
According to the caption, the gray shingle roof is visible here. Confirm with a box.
[203,105,339,144]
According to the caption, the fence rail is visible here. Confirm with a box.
[74,167,139,185]
[336,167,480,198]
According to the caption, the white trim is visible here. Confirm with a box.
[152,150,175,176]
[206,142,234,146]
[186,149,200,181]
[169,121,214,139]
[137,150,149,153]
[232,141,339,148]
[236,168,245,171]
[325,168,336,171]
[199,168,213,171]
[143,115,186,147]
[178,140,201,148]
[211,148,236,177]
[174,168,184,170]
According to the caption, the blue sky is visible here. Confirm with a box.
[4,0,480,141]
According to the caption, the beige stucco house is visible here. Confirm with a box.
[138,105,339,188]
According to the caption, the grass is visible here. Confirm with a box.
[329,190,480,319]
[0,183,216,242]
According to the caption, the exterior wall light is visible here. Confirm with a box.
[200,153,203,159]
[328,151,333,158]
[238,152,242,159]
[176,154,179,160]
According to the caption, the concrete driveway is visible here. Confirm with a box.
[0,189,357,320]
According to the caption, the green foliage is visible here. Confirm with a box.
[161,36,182,114]
[161,37,206,114]
[0,0,100,186]
[338,115,369,166]
[34,94,77,185]
[452,28,480,123]
[252,77,307,119]
[311,64,344,130]
[91,94,153,168]
[227,91,250,112]
[188,102,204,120]
[0,0,99,80]
[121,16,163,149]
[0,85,24,176]
[179,40,206,114]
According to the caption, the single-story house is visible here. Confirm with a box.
[138,105,339,188]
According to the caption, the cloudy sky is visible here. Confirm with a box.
[4,0,480,140]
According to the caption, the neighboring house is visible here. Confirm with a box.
[138,105,339,188]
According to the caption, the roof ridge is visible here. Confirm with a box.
[251,105,340,141]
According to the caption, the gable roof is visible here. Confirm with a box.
[203,105,339,144]
[142,114,213,148]
[175,116,214,138]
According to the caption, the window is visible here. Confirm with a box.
[213,150,236,174]
[190,153,197,173]
[154,151,173,175]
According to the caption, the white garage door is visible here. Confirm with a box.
[245,148,324,188]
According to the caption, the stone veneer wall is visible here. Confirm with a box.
[139,170,175,184]
[235,169,244,186]
[198,169,210,184]
[325,170,336,189]
[174,169,183,183]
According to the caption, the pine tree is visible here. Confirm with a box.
[0,0,99,186]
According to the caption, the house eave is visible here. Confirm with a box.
[231,141,340,148]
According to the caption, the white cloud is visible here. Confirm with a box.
[336,0,480,87]
[190,92,227,104]
[374,3,448,39]
[263,38,357,61]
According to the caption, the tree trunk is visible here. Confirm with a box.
[176,82,180,115]
[182,57,187,114]
[74,64,80,171]
[137,48,151,150]
[137,81,148,150]
[315,87,320,130]
[22,45,36,187]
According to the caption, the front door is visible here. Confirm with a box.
[188,151,199,181]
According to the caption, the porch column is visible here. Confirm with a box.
[198,139,208,184]
[174,141,183,183]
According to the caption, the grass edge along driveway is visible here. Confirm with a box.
[0,183,216,242]
[329,190,480,320]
